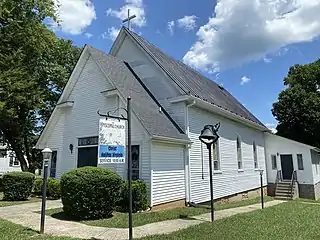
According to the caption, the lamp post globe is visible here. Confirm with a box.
[41,147,52,166]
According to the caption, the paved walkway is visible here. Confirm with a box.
[0,200,285,239]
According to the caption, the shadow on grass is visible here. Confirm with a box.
[178,214,198,221]
[50,210,114,222]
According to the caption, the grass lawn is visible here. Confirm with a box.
[0,192,41,207]
[0,219,77,240]
[45,196,273,228]
[141,201,320,240]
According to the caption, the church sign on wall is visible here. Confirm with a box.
[98,118,126,164]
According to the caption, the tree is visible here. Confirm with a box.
[0,0,81,171]
[272,60,320,148]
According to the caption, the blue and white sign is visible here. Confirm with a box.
[98,118,126,164]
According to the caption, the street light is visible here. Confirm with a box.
[199,123,220,222]
[258,169,264,209]
[40,147,52,234]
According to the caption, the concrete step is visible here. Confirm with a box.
[276,187,293,192]
[277,182,291,187]
[275,196,293,200]
[276,190,291,195]
[275,192,292,197]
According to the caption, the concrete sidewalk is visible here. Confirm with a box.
[0,200,285,239]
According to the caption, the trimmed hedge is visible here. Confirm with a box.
[60,167,122,220]
[0,176,3,192]
[3,172,35,201]
[47,178,61,200]
[33,178,61,200]
[118,179,148,213]
[33,177,43,196]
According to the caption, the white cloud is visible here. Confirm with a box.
[84,32,93,39]
[183,0,320,72]
[53,0,96,35]
[106,0,146,27]
[167,20,175,35]
[177,15,197,31]
[240,76,251,85]
[265,123,278,134]
[102,27,120,41]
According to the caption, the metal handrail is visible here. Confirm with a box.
[275,170,282,185]
[290,170,297,198]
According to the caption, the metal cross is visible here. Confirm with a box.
[122,9,136,30]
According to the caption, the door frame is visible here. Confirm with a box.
[280,154,294,180]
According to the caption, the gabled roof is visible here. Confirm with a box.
[87,46,190,142]
[122,27,265,128]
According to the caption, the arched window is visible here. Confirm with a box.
[212,140,220,171]
[237,135,243,169]
[253,141,258,169]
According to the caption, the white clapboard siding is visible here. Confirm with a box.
[0,149,22,174]
[151,142,185,205]
[45,55,151,199]
[188,107,266,203]
[265,133,314,185]
[46,109,65,178]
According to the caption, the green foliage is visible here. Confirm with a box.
[60,167,123,220]
[32,177,43,196]
[32,178,61,199]
[0,176,3,192]
[118,180,149,213]
[47,178,61,200]
[272,60,320,147]
[2,172,35,201]
[0,0,81,171]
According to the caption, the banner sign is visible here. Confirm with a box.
[98,118,126,164]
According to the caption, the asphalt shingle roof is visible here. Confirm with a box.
[88,46,190,142]
[124,28,265,127]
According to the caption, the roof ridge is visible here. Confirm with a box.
[124,28,265,127]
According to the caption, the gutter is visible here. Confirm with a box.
[185,100,196,203]
[150,135,191,145]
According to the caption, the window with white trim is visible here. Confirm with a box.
[212,140,220,171]
[13,157,19,166]
[297,154,304,170]
[131,145,140,180]
[271,155,277,170]
[253,141,258,169]
[237,135,243,169]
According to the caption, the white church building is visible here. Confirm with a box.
[36,27,320,207]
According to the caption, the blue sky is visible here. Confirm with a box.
[54,0,320,131]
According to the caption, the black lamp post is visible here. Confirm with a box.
[40,147,52,234]
[258,169,264,209]
[199,123,220,222]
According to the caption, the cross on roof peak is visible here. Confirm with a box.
[122,9,136,31]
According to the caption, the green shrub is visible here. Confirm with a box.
[32,177,43,196]
[47,178,61,200]
[60,167,122,219]
[118,179,148,213]
[3,172,35,201]
[0,176,3,192]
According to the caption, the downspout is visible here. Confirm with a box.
[185,100,196,204]
[263,131,270,194]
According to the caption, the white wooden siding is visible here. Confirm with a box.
[43,55,151,201]
[151,142,185,205]
[265,133,314,184]
[188,107,266,203]
[46,109,65,178]
[311,150,320,184]
[0,149,21,174]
